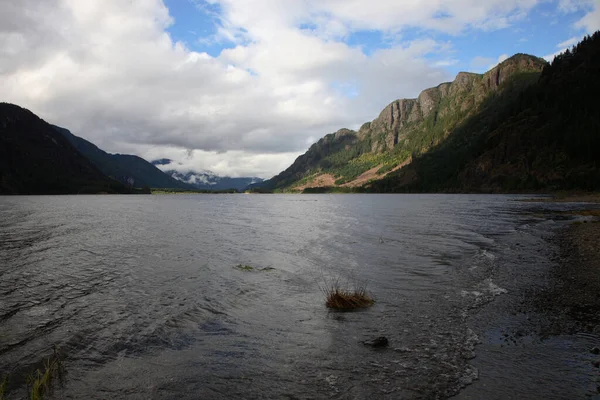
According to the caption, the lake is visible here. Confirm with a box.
[0,194,594,399]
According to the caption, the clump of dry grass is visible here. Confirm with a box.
[323,279,374,310]
[28,347,64,400]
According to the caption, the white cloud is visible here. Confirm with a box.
[557,36,581,48]
[471,56,496,68]
[575,1,600,33]
[434,59,459,67]
[544,31,587,63]
[497,54,510,63]
[539,1,599,64]
[135,146,301,178]
[556,0,600,34]
[471,53,510,72]
[1,0,547,178]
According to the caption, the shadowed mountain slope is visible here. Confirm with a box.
[56,128,193,190]
[369,32,600,192]
[0,103,132,195]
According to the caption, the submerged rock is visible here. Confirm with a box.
[591,347,600,355]
[362,336,389,348]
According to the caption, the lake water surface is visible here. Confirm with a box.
[0,194,594,399]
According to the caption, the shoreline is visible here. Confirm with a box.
[522,192,600,203]
[540,220,600,336]
[456,208,600,399]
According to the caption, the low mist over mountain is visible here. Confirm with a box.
[56,130,193,190]
[152,159,263,191]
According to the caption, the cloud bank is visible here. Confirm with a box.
[1,0,598,177]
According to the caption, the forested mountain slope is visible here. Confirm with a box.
[57,128,193,190]
[0,103,132,194]
[261,33,600,193]
[261,53,547,191]
[370,32,600,192]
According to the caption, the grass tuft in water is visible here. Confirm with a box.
[235,264,254,271]
[323,279,374,310]
[28,346,64,400]
[0,376,7,400]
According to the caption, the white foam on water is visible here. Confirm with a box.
[485,279,508,296]
[461,290,483,298]
[482,250,496,260]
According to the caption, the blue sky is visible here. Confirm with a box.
[3,0,599,177]
[165,0,594,76]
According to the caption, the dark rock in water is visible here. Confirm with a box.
[592,360,600,368]
[362,336,389,348]
[591,347,600,355]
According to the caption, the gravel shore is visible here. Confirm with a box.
[542,221,600,336]
[457,209,600,399]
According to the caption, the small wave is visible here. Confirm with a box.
[461,290,483,298]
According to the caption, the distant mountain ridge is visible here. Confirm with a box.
[0,102,261,194]
[56,128,194,190]
[260,52,549,192]
[151,159,264,191]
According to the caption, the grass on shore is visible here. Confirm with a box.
[323,280,375,310]
[27,347,64,400]
[0,376,7,400]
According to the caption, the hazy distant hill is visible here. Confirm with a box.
[56,128,194,190]
[0,103,132,195]
[152,159,264,191]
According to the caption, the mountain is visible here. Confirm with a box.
[151,159,264,191]
[370,32,600,192]
[0,103,132,195]
[262,33,600,193]
[260,53,549,192]
[56,128,194,190]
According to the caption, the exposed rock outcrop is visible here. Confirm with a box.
[263,53,547,191]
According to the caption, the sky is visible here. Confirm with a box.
[1,0,599,178]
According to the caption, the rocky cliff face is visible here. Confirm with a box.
[264,53,547,191]
[358,54,546,155]
[367,32,600,192]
